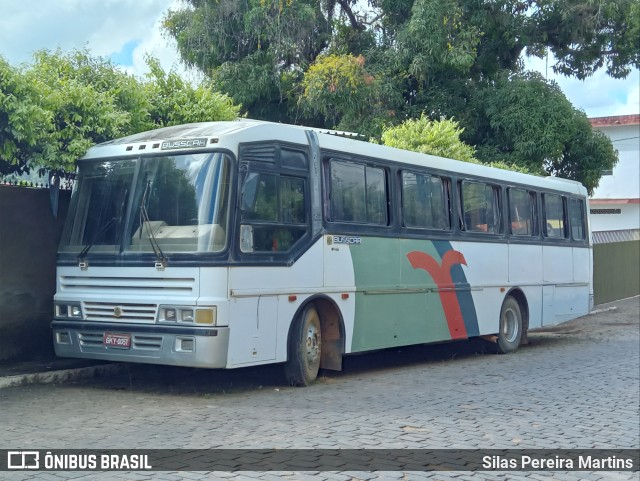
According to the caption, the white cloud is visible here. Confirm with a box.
[128,0,202,81]
[0,0,179,72]
[525,55,640,118]
[615,82,640,117]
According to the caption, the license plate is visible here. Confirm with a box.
[103,332,131,349]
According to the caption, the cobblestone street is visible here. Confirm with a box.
[1,297,638,481]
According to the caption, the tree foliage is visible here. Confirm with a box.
[164,0,634,191]
[299,54,379,128]
[0,58,50,176]
[3,1,633,190]
[381,116,534,175]
[164,0,328,120]
[144,57,240,127]
[381,116,476,163]
[0,50,241,176]
[23,50,134,173]
[467,72,616,192]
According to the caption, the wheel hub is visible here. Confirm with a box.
[305,325,320,365]
[502,308,519,343]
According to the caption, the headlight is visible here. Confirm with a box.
[159,306,216,325]
[55,303,82,319]
[180,309,195,322]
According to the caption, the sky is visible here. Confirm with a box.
[1,0,638,119]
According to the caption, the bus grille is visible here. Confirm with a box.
[78,332,163,351]
[84,302,157,323]
[78,332,103,347]
[59,276,196,296]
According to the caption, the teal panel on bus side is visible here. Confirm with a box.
[349,237,451,352]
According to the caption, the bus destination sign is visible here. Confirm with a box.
[161,138,208,150]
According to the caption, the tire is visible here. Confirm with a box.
[496,296,523,354]
[284,305,321,386]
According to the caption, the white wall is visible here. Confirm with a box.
[591,123,640,200]
[589,202,640,231]
[589,121,640,232]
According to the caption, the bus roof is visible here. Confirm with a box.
[85,119,587,196]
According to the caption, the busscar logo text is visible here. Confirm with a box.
[161,138,208,150]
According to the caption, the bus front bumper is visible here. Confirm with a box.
[51,321,229,369]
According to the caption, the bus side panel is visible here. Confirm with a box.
[227,295,278,366]
[549,246,590,324]
[348,237,455,352]
[458,242,509,336]
[542,244,575,325]
[553,285,589,323]
[228,240,325,366]
[573,246,591,316]
[508,243,543,329]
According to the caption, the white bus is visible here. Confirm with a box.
[52,119,592,385]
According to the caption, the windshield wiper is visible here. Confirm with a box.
[139,181,168,268]
[77,189,128,267]
[77,217,119,265]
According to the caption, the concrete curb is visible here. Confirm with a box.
[0,363,125,389]
[588,306,619,315]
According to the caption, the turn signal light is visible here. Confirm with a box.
[195,308,217,325]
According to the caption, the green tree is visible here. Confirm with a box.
[526,0,640,79]
[162,0,638,188]
[29,49,153,133]
[143,57,240,127]
[24,50,134,173]
[0,50,243,176]
[165,0,639,104]
[299,54,388,132]
[381,116,476,162]
[0,57,50,176]
[380,115,533,175]
[164,0,329,120]
[467,72,616,193]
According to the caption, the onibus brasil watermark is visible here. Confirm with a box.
[2,449,638,472]
[6,451,150,470]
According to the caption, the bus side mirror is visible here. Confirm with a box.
[240,224,254,253]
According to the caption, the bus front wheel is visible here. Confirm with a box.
[284,305,321,386]
[497,296,523,354]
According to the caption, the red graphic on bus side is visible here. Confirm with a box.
[407,250,469,339]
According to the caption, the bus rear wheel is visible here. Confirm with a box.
[284,305,321,386]
[497,296,523,354]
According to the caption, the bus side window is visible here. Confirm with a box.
[460,181,502,234]
[240,173,307,253]
[329,159,388,225]
[543,194,567,239]
[569,198,586,241]
[401,171,450,230]
[508,188,536,236]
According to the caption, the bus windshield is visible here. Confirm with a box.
[60,152,232,256]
